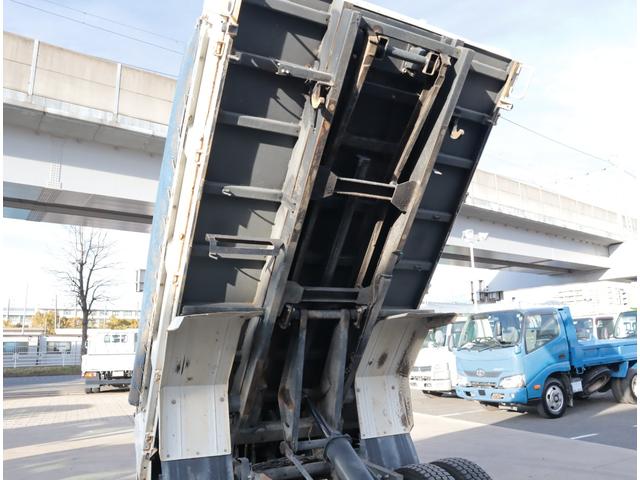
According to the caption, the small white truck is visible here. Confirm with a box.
[410,316,467,395]
[81,329,137,393]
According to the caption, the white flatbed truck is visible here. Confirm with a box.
[81,329,137,393]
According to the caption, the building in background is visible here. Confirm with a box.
[3,306,140,328]
[503,281,635,316]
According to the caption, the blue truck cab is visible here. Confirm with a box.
[455,307,637,418]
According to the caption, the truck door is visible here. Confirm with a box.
[523,312,569,395]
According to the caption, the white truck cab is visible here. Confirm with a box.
[410,316,466,395]
[81,329,137,393]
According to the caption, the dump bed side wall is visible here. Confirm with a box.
[559,307,636,371]
[129,33,199,406]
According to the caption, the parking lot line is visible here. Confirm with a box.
[570,433,599,440]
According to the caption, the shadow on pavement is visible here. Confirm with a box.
[4,442,136,480]
[4,415,134,450]
[4,403,92,419]
[411,419,636,480]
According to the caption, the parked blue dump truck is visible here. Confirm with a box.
[455,308,637,418]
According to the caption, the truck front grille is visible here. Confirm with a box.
[469,381,498,388]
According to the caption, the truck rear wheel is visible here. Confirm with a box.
[537,378,567,418]
[396,463,455,480]
[430,458,492,480]
[611,368,637,404]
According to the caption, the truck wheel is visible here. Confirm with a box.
[431,458,492,480]
[91,386,100,393]
[84,387,93,394]
[537,378,567,418]
[424,391,444,397]
[396,463,455,480]
[611,368,637,404]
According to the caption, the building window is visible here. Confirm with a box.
[47,341,72,353]
[3,342,29,354]
[104,334,128,343]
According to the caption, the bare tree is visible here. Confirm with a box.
[54,226,116,355]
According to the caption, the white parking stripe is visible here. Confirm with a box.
[570,433,599,440]
[440,409,485,417]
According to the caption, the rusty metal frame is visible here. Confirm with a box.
[344,48,475,396]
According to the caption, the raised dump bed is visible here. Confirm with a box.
[129,1,521,478]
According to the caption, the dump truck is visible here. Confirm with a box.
[129,1,522,478]
[455,308,637,418]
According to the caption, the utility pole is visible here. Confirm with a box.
[461,229,488,312]
[55,295,59,331]
[21,284,29,334]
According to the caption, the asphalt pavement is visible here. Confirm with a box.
[2,376,637,480]
[4,375,135,480]
[411,389,637,450]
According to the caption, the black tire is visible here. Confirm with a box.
[431,458,492,480]
[396,463,455,480]
[478,401,499,410]
[611,368,637,404]
[91,386,101,393]
[597,380,611,393]
[537,377,567,418]
[581,366,612,394]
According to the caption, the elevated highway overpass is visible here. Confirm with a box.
[3,32,637,290]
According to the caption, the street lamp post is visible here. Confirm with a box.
[461,229,488,310]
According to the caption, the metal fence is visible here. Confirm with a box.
[3,351,81,368]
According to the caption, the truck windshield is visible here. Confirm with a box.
[459,311,523,350]
[450,321,464,349]
[614,311,637,339]
[423,325,447,348]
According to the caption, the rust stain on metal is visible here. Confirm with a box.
[377,352,388,368]
[175,356,189,375]
[278,386,294,409]
[397,329,418,378]
[399,389,412,428]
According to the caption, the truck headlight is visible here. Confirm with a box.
[457,375,469,387]
[499,374,525,389]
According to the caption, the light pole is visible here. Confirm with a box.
[461,229,488,310]
[21,284,29,334]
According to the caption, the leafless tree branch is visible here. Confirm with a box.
[51,226,118,355]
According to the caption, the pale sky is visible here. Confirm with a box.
[2,0,638,309]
